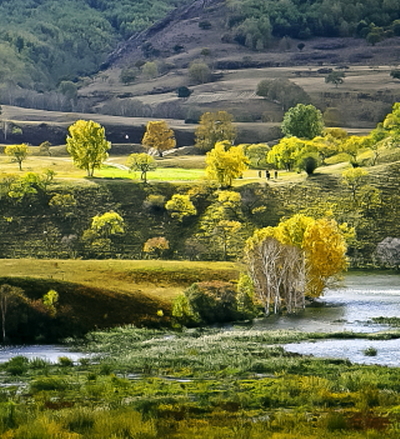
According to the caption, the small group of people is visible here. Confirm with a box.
[258,170,278,180]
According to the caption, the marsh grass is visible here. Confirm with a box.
[0,327,399,438]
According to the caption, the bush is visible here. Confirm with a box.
[363,347,378,356]
[390,69,400,80]
[30,377,69,392]
[58,356,74,367]
[199,20,211,30]
[4,356,29,376]
[172,280,258,326]
[297,153,321,176]
[189,62,211,84]
[120,68,136,84]
[177,86,192,98]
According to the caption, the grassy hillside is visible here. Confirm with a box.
[0,259,239,340]
[1,149,400,265]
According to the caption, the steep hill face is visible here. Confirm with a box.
[105,0,228,69]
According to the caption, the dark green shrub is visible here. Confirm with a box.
[4,356,29,376]
[177,86,192,98]
[58,356,74,367]
[29,357,51,370]
[120,68,136,84]
[390,69,400,80]
[198,20,211,30]
[363,347,378,356]
[297,154,321,176]
[30,377,69,392]
[187,281,238,324]
[173,280,257,326]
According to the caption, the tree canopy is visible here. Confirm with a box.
[245,214,347,314]
[325,71,345,88]
[256,78,310,111]
[66,120,111,177]
[126,153,156,183]
[142,120,176,157]
[4,144,30,171]
[281,104,325,140]
[195,111,237,152]
[205,141,249,188]
[165,194,197,221]
[90,211,125,238]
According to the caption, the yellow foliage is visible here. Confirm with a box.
[195,111,237,151]
[275,214,314,248]
[303,218,348,297]
[142,120,176,157]
[4,144,30,171]
[205,141,249,188]
[165,194,197,221]
[66,120,111,177]
[246,214,348,304]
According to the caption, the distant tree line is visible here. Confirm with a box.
[226,0,400,44]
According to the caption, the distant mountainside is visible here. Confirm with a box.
[1,0,400,92]
[2,0,400,133]
[0,0,192,90]
[106,0,400,69]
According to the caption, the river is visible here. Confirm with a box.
[279,271,400,366]
[254,271,400,333]
[0,272,398,366]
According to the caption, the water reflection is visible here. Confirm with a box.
[279,272,400,366]
[284,338,400,367]
[0,345,88,364]
[254,272,400,333]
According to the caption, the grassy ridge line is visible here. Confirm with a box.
[0,259,240,330]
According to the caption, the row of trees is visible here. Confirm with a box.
[226,0,400,42]
[265,102,400,174]
[6,101,400,183]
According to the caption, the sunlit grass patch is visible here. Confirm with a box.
[98,165,205,181]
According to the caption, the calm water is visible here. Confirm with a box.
[0,345,89,364]
[254,272,400,333]
[279,272,400,366]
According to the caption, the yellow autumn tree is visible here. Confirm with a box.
[66,120,111,177]
[142,120,176,157]
[195,111,237,152]
[266,136,305,171]
[245,214,348,314]
[165,194,197,221]
[4,143,30,171]
[205,141,249,188]
[303,218,348,297]
[339,135,367,166]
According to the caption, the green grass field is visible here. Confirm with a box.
[0,259,241,335]
[0,258,240,300]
